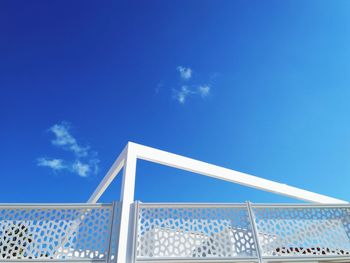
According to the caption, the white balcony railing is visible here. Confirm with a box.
[0,203,120,262]
[1,202,350,262]
[134,202,350,263]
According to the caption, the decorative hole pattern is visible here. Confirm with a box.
[136,206,257,259]
[252,207,350,257]
[0,206,112,260]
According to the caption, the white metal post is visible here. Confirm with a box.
[116,142,138,263]
[246,201,263,263]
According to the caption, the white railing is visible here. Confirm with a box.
[1,202,350,263]
[134,203,350,263]
[87,142,348,263]
[0,203,120,262]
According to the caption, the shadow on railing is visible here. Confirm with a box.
[135,203,350,263]
[0,203,120,262]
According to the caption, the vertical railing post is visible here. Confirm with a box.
[246,201,264,263]
[131,201,140,263]
[106,201,117,263]
[116,143,138,263]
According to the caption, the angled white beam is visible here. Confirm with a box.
[132,142,347,204]
[87,144,127,203]
[88,141,347,204]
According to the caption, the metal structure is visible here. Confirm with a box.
[135,203,350,263]
[0,203,118,262]
[136,203,258,260]
[2,203,350,263]
[2,142,349,262]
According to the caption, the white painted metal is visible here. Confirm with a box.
[135,202,350,262]
[116,142,138,263]
[132,142,347,204]
[246,202,263,263]
[88,142,346,204]
[0,204,114,261]
[136,203,257,259]
[87,142,347,263]
[2,202,350,262]
[88,145,127,203]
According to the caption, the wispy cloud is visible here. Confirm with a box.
[165,66,213,104]
[177,66,192,80]
[50,122,88,157]
[37,158,65,170]
[72,161,90,177]
[173,84,211,104]
[37,122,99,178]
[198,85,210,97]
[173,86,191,104]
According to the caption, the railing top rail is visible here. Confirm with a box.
[251,203,350,208]
[0,260,106,262]
[137,202,350,209]
[136,257,259,262]
[1,202,350,209]
[0,203,112,208]
[262,255,350,262]
[138,202,247,208]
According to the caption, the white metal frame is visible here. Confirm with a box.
[0,203,114,262]
[87,142,348,263]
[134,202,350,263]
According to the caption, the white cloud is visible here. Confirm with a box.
[37,122,100,178]
[177,66,192,80]
[88,156,100,174]
[37,158,65,170]
[72,161,90,177]
[174,86,191,104]
[159,66,214,104]
[50,122,89,157]
[173,85,211,104]
[198,85,210,97]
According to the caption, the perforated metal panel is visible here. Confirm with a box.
[252,205,350,257]
[0,204,113,261]
[2,202,350,263]
[136,204,257,260]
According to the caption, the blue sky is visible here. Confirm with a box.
[1,0,350,204]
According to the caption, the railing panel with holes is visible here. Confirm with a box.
[251,204,350,260]
[135,203,258,262]
[0,204,117,262]
[134,203,350,263]
[2,202,350,262]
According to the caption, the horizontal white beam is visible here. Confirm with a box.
[87,145,127,203]
[132,142,347,204]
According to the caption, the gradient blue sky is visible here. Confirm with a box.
[1,1,350,204]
